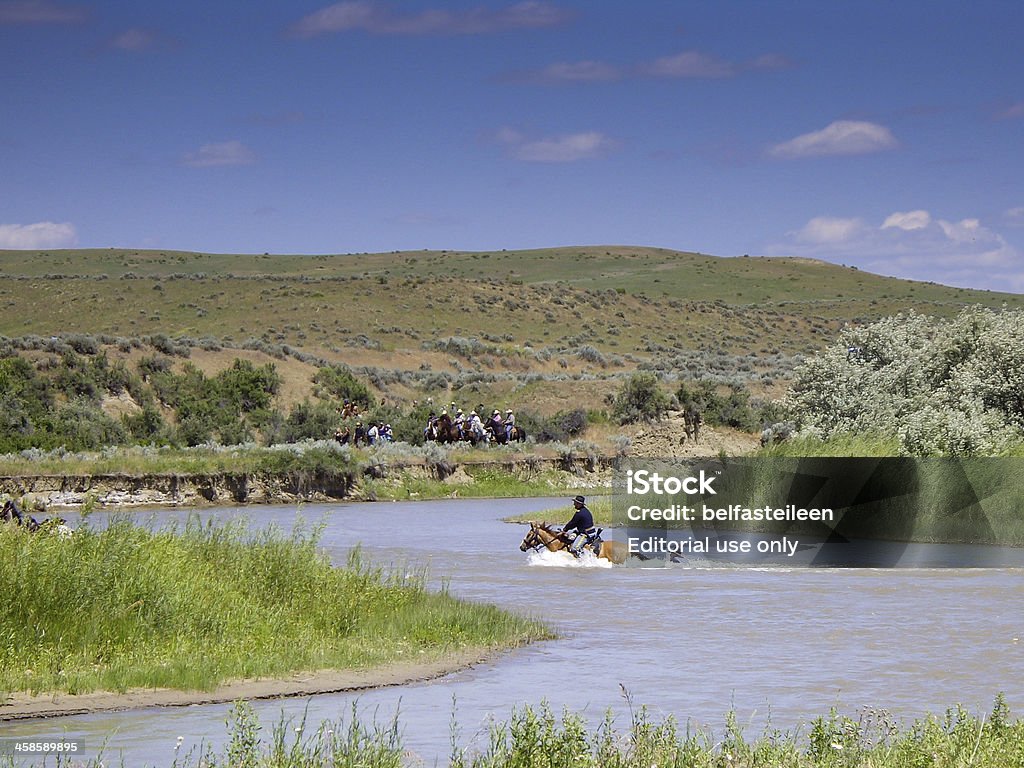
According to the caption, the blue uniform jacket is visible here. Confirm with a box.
[563,504,595,534]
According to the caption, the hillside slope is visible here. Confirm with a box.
[1,246,1019,412]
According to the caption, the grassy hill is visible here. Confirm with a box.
[1,245,1020,416]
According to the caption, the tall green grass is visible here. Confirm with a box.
[0,519,550,696]
[759,433,904,457]
[364,466,592,502]
[19,695,1021,768]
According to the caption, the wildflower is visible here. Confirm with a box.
[830,741,843,751]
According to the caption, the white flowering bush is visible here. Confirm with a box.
[785,306,1024,455]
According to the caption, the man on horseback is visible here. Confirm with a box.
[468,410,486,440]
[561,495,601,556]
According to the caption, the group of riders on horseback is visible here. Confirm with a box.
[425,404,526,446]
[332,398,527,447]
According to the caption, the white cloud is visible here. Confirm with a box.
[769,120,898,159]
[498,129,614,162]
[749,53,794,71]
[182,140,256,168]
[494,126,525,145]
[502,49,790,87]
[768,210,1023,292]
[937,217,980,243]
[794,216,864,244]
[0,221,77,249]
[289,0,570,38]
[0,0,85,24]
[535,60,621,83]
[996,102,1024,120]
[882,210,931,231]
[108,28,167,52]
[1004,206,1024,227]
[289,0,374,36]
[643,50,734,78]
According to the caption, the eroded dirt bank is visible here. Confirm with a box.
[0,456,618,509]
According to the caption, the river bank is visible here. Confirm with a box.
[0,513,552,719]
[0,647,507,721]
[0,455,615,509]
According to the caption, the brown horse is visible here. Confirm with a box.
[682,405,702,444]
[518,521,628,564]
[432,414,463,443]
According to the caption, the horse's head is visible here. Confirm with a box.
[519,521,541,552]
[519,521,565,552]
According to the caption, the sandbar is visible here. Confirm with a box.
[0,647,502,721]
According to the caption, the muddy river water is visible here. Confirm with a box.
[4,496,1023,766]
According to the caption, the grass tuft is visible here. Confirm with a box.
[34,694,1022,768]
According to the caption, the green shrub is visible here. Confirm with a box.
[123,404,167,443]
[385,402,433,445]
[312,365,371,406]
[53,399,128,450]
[786,306,1024,455]
[53,351,99,401]
[516,408,588,442]
[612,372,669,424]
[282,400,339,442]
[676,379,773,431]
[0,357,54,451]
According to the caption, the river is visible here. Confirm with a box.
[4,496,1024,766]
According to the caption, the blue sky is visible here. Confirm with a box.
[2,0,1023,291]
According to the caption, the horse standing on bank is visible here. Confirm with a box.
[682,405,702,444]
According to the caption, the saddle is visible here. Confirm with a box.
[567,528,603,557]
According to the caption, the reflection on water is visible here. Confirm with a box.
[5,497,1024,767]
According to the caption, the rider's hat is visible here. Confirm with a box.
[506,409,513,413]
[457,408,463,414]
[470,410,477,416]
[492,409,499,415]
[573,495,586,504]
